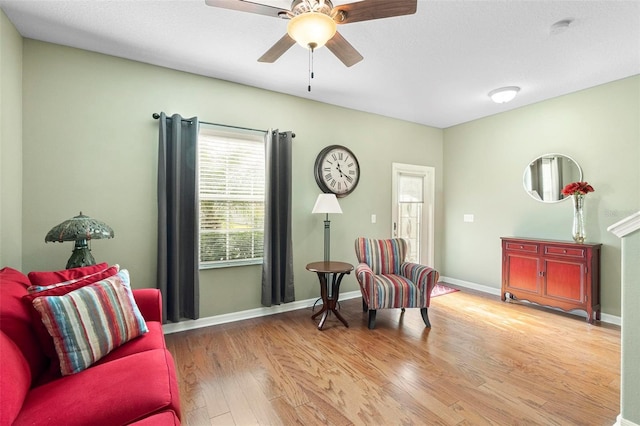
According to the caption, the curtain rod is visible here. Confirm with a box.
[152,113,295,138]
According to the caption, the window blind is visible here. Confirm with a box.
[199,131,265,266]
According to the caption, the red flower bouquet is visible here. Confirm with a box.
[562,181,595,196]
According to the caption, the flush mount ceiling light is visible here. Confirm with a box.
[488,86,521,104]
[550,18,574,36]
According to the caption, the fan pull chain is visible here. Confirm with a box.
[308,43,316,92]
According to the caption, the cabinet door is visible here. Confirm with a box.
[544,258,584,303]
[505,254,540,294]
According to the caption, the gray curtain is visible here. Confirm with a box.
[261,130,295,306]
[157,112,200,322]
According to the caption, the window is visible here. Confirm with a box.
[198,127,265,268]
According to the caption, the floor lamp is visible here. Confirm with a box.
[312,193,342,262]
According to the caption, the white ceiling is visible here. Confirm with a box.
[2,0,639,128]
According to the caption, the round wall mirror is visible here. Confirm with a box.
[523,153,582,203]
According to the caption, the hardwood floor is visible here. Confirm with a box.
[164,287,620,425]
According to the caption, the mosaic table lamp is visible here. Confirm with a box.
[45,212,114,269]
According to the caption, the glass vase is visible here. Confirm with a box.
[572,194,586,243]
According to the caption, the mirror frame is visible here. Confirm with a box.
[523,153,582,203]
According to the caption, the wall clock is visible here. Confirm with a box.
[314,145,360,198]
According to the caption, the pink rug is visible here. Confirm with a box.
[431,284,459,298]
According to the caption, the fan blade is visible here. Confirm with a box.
[325,32,363,67]
[258,34,296,63]
[333,0,417,24]
[204,0,288,18]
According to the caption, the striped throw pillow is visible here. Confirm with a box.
[23,265,121,367]
[31,269,148,375]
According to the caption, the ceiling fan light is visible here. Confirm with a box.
[488,86,520,103]
[287,12,337,49]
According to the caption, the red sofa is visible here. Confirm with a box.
[0,267,181,426]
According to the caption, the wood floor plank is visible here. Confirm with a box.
[210,412,234,426]
[269,396,323,426]
[182,330,230,419]
[299,390,355,426]
[185,407,213,426]
[362,375,462,425]
[477,378,561,425]
[164,286,620,425]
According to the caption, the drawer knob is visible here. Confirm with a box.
[563,249,567,253]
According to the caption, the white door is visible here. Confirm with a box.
[391,163,435,266]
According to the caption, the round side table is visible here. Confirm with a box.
[306,261,353,330]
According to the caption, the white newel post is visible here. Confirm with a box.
[608,212,640,426]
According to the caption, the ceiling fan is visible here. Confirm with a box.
[204,0,418,67]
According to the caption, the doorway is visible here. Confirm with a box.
[391,163,435,266]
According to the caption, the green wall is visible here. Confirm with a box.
[13,36,640,321]
[20,39,444,317]
[0,9,23,269]
[443,76,640,317]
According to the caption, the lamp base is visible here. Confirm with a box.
[66,240,96,269]
[324,217,331,262]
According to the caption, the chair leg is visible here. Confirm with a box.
[420,307,431,328]
[362,298,368,312]
[368,310,377,329]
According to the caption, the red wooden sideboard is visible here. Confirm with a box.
[501,237,602,323]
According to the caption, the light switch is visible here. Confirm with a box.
[464,214,474,223]
[371,214,377,224]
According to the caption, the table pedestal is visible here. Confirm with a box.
[306,261,353,330]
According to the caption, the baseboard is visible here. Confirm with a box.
[615,414,640,426]
[600,312,622,326]
[440,276,621,326]
[163,276,621,333]
[162,290,362,334]
[439,276,502,296]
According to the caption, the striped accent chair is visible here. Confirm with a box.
[354,237,440,329]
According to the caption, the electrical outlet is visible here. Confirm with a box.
[464,214,474,223]
[371,214,377,224]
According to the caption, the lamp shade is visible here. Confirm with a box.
[312,194,343,214]
[287,12,337,49]
[45,212,114,243]
[45,212,114,269]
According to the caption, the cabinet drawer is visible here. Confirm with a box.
[505,242,538,253]
[543,245,586,259]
